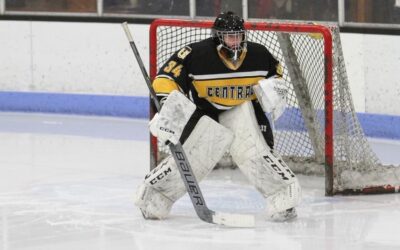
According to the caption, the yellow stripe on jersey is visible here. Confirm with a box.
[276,63,283,77]
[217,49,247,70]
[152,77,180,94]
[193,76,263,106]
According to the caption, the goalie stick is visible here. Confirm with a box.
[122,22,255,228]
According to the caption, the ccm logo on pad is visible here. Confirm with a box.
[160,127,175,134]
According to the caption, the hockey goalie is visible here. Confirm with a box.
[134,11,301,222]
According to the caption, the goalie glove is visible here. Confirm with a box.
[149,90,196,145]
[253,77,287,120]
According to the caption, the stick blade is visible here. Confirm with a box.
[212,212,255,228]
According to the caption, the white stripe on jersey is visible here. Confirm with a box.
[156,74,174,80]
[189,71,269,80]
[210,102,233,110]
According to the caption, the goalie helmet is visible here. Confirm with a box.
[212,11,247,63]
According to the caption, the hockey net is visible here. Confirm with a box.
[149,19,400,195]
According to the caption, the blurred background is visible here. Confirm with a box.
[1,0,399,27]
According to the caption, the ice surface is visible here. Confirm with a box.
[0,112,400,250]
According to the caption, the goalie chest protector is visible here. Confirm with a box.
[156,38,280,114]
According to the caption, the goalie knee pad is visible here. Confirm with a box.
[219,101,300,200]
[135,115,233,219]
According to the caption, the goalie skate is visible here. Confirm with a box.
[269,208,297,222]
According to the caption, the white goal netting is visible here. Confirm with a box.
[149,19,400,195]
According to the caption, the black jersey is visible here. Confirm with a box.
[152,38,280,116]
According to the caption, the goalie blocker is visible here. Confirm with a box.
[135,90,301,221]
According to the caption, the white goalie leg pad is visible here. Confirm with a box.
[134,183,174,219]
[135,116,233,219]
[149,90,196,145]
[219,101,301,214]
[266,178,301,220]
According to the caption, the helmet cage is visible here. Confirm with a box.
[214,30,247,61]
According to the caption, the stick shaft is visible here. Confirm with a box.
[122,22,161,111]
